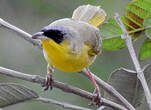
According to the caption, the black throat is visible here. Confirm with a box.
[43,29,65,43]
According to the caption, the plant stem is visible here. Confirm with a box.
[34,97,92,110]
[114,13,151,110]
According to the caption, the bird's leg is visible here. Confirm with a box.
[86,68,102,106]
[42,65,54,91]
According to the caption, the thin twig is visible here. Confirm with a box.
[102,26,145,39]
[0,18,42,49]
[114,13,151,110]
[0,18,134,110]
[0,66,128,110]
[78,70,135,110]
[97,106,106,110]
[34,97,92,110]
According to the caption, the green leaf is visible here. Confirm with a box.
[0,83,38,108]
[100,0,151,51]
[102,37,125,50]
[122,0,151,41]
[139,38,151,60]
[144,14,151,40]
[100,18,122,39]
[124,0,151,30]
[99,18,125,50]
[125,0,151,60]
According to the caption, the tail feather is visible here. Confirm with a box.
[72,4,106,27]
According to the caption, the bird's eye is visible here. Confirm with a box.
[43,29,65,43]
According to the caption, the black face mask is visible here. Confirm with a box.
[42,29,65,44]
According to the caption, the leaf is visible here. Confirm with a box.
[144,14,151,40]
[99,18,125,50]
[139,38,151,60]
[100,17,140,50]
[136,64,151,110]
[104,68,141,110]
[90,0,151,51]
[100,18,122,40]
[104,65,151,110]
[121,0,151,42]
[102,37,125,50]
[124,0,151,31]
[0,83,39,108]
[104,68,138,106]
[99,0,151,50]
[125,0,151,60]
[124,0,151,60]
[136,98,148,110]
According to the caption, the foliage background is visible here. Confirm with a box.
[0,0,147,110]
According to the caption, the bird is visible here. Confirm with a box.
[32,4,106,105]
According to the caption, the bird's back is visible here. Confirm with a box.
[48,18,101,55]
[41,5,106,72]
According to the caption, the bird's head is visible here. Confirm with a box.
[32,26,70,44]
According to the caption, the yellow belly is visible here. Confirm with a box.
[41,40,92,72]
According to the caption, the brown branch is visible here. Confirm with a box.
[0,66,127,110]
[34,97,92,110]
[114,13,151,109]
[0,18,135,110]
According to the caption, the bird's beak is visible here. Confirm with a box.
[32,32,46,40]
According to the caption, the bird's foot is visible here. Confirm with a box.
[42,74,53,91]
[89,88,102,106]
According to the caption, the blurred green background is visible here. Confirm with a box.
[0,0,144,110]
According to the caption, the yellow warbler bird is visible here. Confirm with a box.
[32,4,106,105]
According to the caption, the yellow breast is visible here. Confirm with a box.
[41,39,92,72]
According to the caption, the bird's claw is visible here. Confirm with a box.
[89,89,102,106]
[42,75,53,91]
